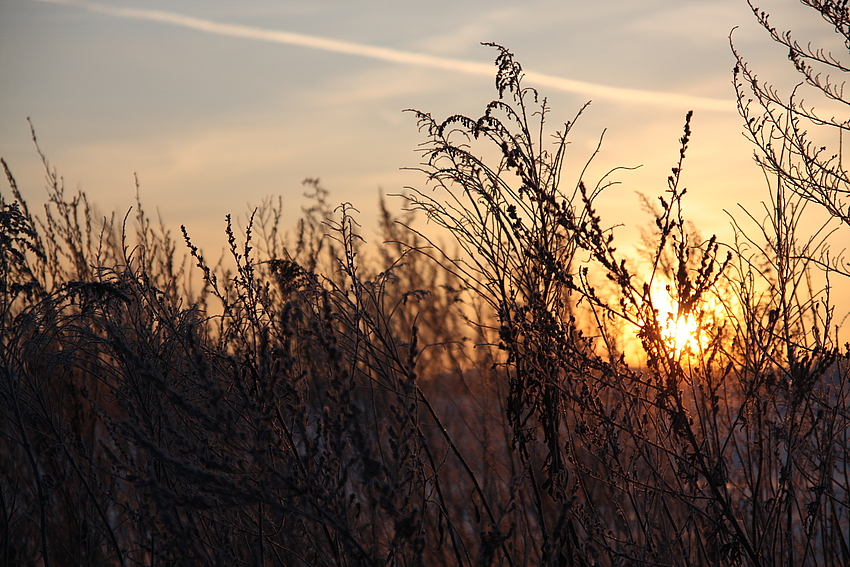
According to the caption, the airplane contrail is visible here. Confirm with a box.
[31,0,734,112]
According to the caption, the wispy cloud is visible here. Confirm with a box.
[32,0,733,112]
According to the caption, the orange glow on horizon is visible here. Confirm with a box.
[650,282,700,356]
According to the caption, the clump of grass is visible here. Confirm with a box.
[405,40,848,567]
[2,6,849,565]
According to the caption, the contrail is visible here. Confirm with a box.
[32,0,733,112]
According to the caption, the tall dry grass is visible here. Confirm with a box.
[2,3,849,564]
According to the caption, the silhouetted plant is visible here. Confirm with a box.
[2,10,849,566]
[406,39,848,566]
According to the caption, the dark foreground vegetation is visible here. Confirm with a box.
[2,2,850,565]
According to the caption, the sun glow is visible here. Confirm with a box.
[650,283,700,355]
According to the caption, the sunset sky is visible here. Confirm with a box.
[1,0,846,258]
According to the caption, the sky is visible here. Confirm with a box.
[1,0,847,267]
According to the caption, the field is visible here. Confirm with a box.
[2,4,850,566]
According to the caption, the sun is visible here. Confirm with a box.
[650,282,699,355]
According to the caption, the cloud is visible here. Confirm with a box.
[30,0,734,112]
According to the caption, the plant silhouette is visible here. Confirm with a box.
[2,3,849,565]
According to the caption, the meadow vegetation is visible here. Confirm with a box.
[2,2,849,565]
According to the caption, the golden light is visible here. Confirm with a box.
[650,282,699,355]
